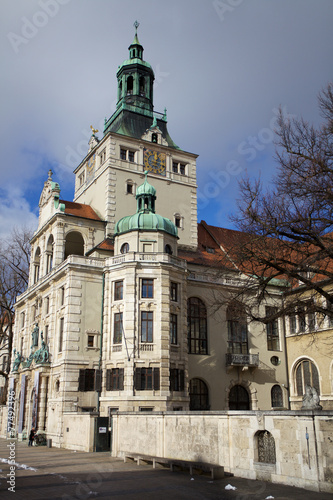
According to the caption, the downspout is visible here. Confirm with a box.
[282,296,291,409]
[97,272,105,414]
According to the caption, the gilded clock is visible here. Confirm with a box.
[86,154,96,174]
[143,149,166,176]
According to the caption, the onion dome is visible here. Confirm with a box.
[114,172,177,237]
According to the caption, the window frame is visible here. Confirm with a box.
[266,306,280,351]
[170,313,178,345]
[114,280,124,301]
[187,297,208,355]
[141,311,153,343]
[113,312,123,344]
[141,278,154,299]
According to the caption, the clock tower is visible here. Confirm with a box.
[74,23,198,250]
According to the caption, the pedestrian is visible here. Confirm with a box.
[28,428,35,446]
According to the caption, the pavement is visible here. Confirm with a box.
[0,438,332,500]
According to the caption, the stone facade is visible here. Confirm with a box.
[3,29,331,495]
[112,410,333,493]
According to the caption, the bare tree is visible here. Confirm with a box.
[0,227,31,403]
[230,82,333,325]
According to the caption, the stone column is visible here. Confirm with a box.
[37,375,47,431]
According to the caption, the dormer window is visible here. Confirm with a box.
[152,133,158,143]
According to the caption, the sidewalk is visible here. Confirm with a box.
[0,438,332,499]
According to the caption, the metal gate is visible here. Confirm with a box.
[94,416,110,452]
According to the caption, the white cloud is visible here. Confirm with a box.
[0,188,38,240]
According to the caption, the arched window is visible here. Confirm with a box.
[189,378,209,410]
[139,76,145,96]
[152,133,158,143]
[64,232,84,259]
[295,359,320,396]
[46,235,54,274]
[127,76,133,95]
[256,431,276,464]
[120,243,129,254]
[187,297,207,354]
[226,302,248,354]
[271,385,283,408]
[165,244,172,255]
[33,247,41,284]
[229,384,250,410]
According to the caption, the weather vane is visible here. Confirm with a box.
[90,125,98,135]
[134,20,140,33]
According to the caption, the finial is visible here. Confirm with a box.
[144,170,148,180]
[134,20,140,34]
[48,169,53,181]
[90,125,99,135]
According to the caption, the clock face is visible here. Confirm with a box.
[86,154,96,174]
[143,149,166,176]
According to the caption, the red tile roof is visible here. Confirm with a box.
[60,200,103,221]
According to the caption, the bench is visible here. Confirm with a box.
[123,453,224,480]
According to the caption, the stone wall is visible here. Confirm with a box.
[112,410,333,493]
[62,412,96,452]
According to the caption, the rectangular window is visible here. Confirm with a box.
[106,368,124,391]
[99,148,106,164]
[141,311,153,343]
[120,148,127,160]
[114,280,123,300]
[170,313,178,344]
[60,286,65,306]
[170,282,178,302]
[298,306,306,332]
[172,162,178,173]
[45,297,49,315]
[266,307,280,350]
[21,312,25,328]
[87,335,94,348]
[135,367,160,390]
[180,164,186,175]
[175,216,181,228]
[59,318,64,353]
[170,369,185,392]
[141,279,154,298]
[113,313,123,344]
[290,313,297,334]
[44,325,49,345]
[227,320,248,354]
[79,172,85,186]
[127,183,133,194]
[128,150,135,162]
[78,369,102,392]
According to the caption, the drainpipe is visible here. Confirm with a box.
[282,297,291,409]
[97,272,105,414]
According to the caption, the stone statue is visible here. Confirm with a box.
[32,323,39,347]
[34,332,50,364]
[301,385,322,410]
[12,350,22,371]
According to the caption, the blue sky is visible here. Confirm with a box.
[1,0,333,239]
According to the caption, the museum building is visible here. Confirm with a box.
[9,27,292,448]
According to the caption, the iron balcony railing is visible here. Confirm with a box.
[225,353,259,367]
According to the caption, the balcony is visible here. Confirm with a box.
[225,353,259,368]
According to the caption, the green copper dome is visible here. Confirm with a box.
[136,176,156,197]
[114,172,177,237]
